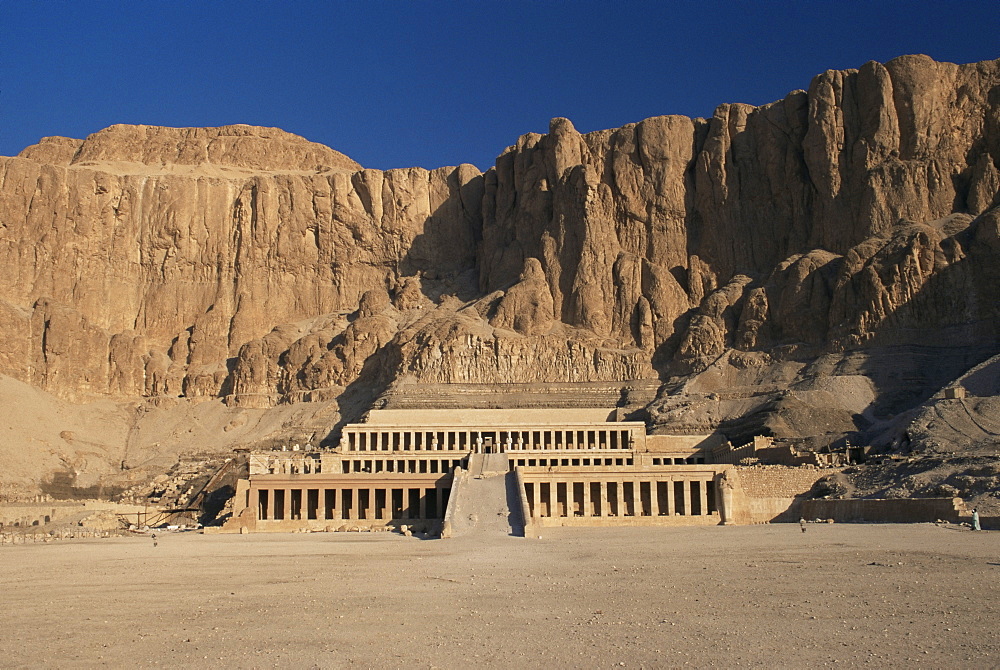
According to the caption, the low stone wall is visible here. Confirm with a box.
[0,501,154,530]
[800,498,967,524]
[0,504,63,528]
[734,466,833,498]
[1,529,122,544]
[440,467,468,538]
[725,466,836,524]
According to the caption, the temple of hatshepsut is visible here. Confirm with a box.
[223,383,896,535]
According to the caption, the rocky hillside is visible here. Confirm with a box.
[1,55,998,500]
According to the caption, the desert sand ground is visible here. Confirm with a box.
[0,524,996,669]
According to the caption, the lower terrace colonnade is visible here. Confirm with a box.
[253,484,450,523]
[523,477,717,519]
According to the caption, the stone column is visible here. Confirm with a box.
[682,480,691,516]
[564,481,574,518]
[346,488,355,520]
[666,479,675,516]
[699,480,709,516]
[599,481,609,517]
[264,489,275,520]
[283,489,292,521]
[631,481,642,517]
[650,481,660,517]
[582,480,592,517]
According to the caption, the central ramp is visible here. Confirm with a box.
[443,467,524,537]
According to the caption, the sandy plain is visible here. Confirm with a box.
[0,524,997,669]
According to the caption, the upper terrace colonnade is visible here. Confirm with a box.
[339,408,645,454]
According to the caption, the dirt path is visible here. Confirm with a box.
[0,524,997,668]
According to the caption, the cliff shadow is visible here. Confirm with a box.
[318,338,403,448]
[851,242,1000,420]
[397,168,485,305]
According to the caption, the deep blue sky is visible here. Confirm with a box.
[3,1,998,171]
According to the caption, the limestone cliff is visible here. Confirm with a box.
[0,125,485,402]
[1,56,999,497]
[481,55,1000,371]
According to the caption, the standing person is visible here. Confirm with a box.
[972,508,981,531]
[799,518,807,533]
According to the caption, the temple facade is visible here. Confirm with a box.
[226,407,742,533]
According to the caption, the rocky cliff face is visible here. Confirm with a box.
[1,56,999,495]
[481,55,1000,370]
[0,124,486,403]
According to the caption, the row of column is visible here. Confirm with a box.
[346,430,467,452]
[341,458,464,474]
[526,479,715,518]
[512,457,632,467]
[266,458,321,475]
[344,429,633,452]
[255,486,450,522]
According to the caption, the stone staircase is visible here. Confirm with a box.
[468,452,509,477]
[443,465,524,537]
